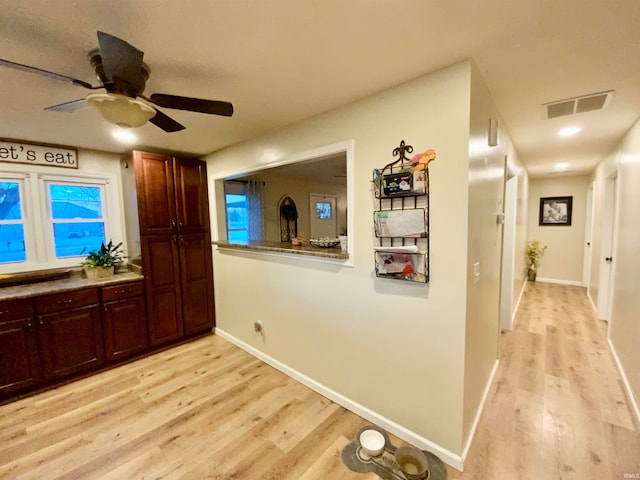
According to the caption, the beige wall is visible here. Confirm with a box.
[527,175,590,283]
[206,61,476,460]
[591,117,640,419]
[463,63,514,443]
[244,170,347,242]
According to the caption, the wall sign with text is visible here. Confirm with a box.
[0,139,78,169]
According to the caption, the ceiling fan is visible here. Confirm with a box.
[0,31,233,132]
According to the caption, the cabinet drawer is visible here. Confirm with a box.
[0,299,34,321]
[101,281,144,302]
[35,288,99,314]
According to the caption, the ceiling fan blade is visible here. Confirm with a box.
[149,93,234,117]
[149,108,185,132]
[97,31,145,95]
[0,58,95,89]
[44,98,87,112]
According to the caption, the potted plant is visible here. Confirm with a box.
[526,240,547,282]
[339,225,348,251]
[81,240,125,279]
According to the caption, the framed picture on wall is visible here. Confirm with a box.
[539,196,573,226]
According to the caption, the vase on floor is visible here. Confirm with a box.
[527,266,537,282]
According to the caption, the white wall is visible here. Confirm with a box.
[206,61,475,462]
[527,175,590,284]
[591,117,640,421]
[463,63,512,446]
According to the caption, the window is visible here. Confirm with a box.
[0,170,117,271]
[0,179,26,264]
[46,181,106,258]
[225,192,248,244]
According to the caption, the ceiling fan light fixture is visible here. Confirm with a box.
[86,93,155,128]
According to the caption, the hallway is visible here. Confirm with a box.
[456,282,640,479]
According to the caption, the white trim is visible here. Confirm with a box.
[461,359,499,463]
[607,337,640,426]
[215,328,463,471]
[587,291,598,314]
[512,278,528,325]
[536,277,583,286]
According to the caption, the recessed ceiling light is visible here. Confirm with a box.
[555,162,570,170]
[558,126,581,136]
[112,129,137,143]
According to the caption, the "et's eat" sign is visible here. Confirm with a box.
[0,139,78,169]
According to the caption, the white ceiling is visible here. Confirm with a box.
[1,1,639,178]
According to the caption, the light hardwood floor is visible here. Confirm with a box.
[0,282,638,479]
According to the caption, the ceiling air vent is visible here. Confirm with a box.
[543,91,613,119]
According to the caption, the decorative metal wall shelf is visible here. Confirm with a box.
[372,140,432,283]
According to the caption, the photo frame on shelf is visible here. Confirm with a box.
[375,167,427,198]
[539,196,572,226]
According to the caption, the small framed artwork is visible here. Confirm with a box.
[539,196,573,226]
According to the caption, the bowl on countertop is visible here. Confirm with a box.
[309,237,340,248]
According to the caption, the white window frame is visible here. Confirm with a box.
[0,163,123,274]
[0,173,35,268]
[43,177,110,261]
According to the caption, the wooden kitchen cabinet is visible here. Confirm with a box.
[133,152,210,236]
[180,233,215,335]
[35,288,105,381]
[101,281,148,362]
[133,150,215,346]
[0,299,41,396]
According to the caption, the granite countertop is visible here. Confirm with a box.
[213,240,349,260]
[0,267,144,302]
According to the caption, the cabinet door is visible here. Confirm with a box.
[142,235,184,346]
[37,305,104,380]
[179,233,215,335]
[103,297,148,362]
[174,158,211,235]
[0,318,41,396]
[133,151,177,236]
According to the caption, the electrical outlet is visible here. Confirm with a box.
[254,320,263,333]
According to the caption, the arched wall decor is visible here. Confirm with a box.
[279,195,298,242]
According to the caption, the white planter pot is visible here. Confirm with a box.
[83,266,115,279]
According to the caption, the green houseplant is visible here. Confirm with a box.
[526,240,547,282]
[81,240,125,279]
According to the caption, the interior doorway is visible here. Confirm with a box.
[309,193,337,238]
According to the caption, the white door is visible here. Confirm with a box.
[309,193,337,238]
[499,173,518,330]
[597,175,618,321]
[583,182,595,294]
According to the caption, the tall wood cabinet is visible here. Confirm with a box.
[132,151,215,346]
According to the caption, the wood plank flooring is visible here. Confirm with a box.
[0,282,638,479]
[453,282,640,480]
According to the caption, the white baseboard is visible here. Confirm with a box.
[215,328,464,471]
[587,291,598,313]
[607,337,640,427]
[536,277,583,286]
[511,279,528,327]
[461,359,499,463]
